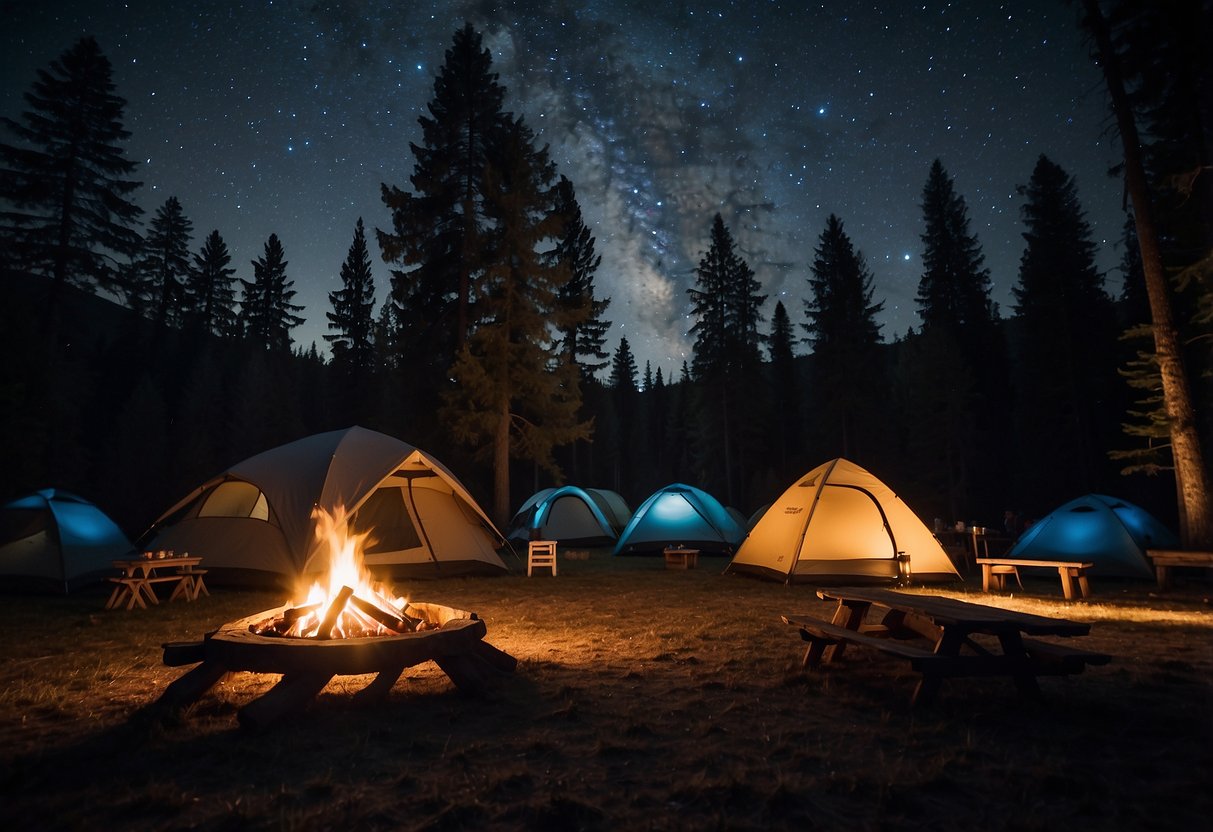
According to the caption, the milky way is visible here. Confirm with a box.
[2,1,1124,374]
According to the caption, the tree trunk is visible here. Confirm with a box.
[1082,0,1213,548]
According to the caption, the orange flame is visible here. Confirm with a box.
[286,505,408,638]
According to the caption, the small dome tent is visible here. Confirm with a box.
[507,486,631,545]
[613,483,744,555]
[726,459,959,584]
[140,427,508,583]
[1008,494,1176,578]
[0,489,133,592]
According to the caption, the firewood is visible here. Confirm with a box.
[284,602,321,623]
[349,594,413,633]
[315,586,354,640]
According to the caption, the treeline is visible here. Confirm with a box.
[2,11,1210,541]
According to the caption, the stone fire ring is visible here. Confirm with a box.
[155,601,516,731]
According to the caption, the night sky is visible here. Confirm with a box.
[2,1,1125,374]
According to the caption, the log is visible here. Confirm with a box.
[157,660,229,709]
[315,586,354,640]
[352,665,406,703]
[238,672,334,732]
[284,602,321,622]
[162,640,207,666]
[350,594,412,633]
[473,640,519,674]
[434,653,490,692]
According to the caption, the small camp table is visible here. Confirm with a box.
[663,547,699,569]
[782,587,1109,705]
[107,555,204,610]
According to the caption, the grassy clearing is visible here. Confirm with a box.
[1,553,1210,830]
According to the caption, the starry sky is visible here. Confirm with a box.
[2,1,1125,376]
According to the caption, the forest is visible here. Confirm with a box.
[2,8,1210,547]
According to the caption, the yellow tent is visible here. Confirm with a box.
[726,458,960,584]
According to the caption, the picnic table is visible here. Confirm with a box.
[975,557,1094,600]
[782,586,1109,705]
[107,554,207,610]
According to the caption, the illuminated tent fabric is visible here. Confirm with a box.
[140,426,508,582]
[1007,494,1175,578]
[0,489,133,592]
[507,486,631,545]
[726,459,959,584]
[613,483,744,555]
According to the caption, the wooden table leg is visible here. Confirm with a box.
[997,631,1041,698]
[981,563,993,592]
[822,601,868,663]
[1074,568,1091,599]
[1058,567,1075,601]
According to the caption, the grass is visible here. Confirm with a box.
[1,552,1211,830]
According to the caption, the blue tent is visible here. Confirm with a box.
[1008,494,1177,578]
[0,489,133,592]
[507,486,630,546]
[613,483,744,555]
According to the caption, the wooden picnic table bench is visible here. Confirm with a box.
[1146,549,1213,590]
[783,586,1109,705]
[975,557,1094,600]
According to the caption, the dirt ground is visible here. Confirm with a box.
[1,552,1211,831]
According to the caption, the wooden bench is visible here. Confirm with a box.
[976,558,1094,600]
[1146,549,1213,590]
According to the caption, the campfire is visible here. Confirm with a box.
[247,507,436,640]
[157,506,516,730]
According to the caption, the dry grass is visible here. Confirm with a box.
[1,553,1211,831]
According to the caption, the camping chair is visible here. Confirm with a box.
[527,540,557,576]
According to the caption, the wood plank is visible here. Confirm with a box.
[156,660,229,709]
[238,672,334,732]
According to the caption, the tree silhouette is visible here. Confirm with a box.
[0,36,143,307]
[140,196,193,328]
[326,217,377,375]
[186,230,239,338]
[240,233,304,352]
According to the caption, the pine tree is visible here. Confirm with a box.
[768,300,799,469]
[186,230,239,338]
[325,217,377,374]
[917,159,994,335]
[1011,155,1118,503]
[802,214,884,459]
[687,213,767,504]
[378,23,509,395]
[0,36,143,305]
[606,337,639,493]
[610,337,639,392]
[552,175,611,379]
[441,118,589,524]
[240,233,304,352]
[140,196,193,328]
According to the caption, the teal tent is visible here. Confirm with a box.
[1008,494,1177,578]
[507,486,630,546]
[0,489,133,592]
[613,483,744,555]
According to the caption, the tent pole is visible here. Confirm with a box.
[785,459,838,585]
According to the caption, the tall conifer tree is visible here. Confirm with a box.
[441,118,589,524]
[186,230,239,338]
[326,217,377,375]
[378,23,509,398]
[552,175,611,378]
[802,214,884,459]
[0,36,143,305]
[240,233,304,352]
[1011,155,1118,503]
[140,196,193,328]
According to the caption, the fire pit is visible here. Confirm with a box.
[154,507,516,730]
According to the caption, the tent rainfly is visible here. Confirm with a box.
[139,427,508,583]
[613,483,744,555]
[0,489,133,593]
[507,486,631,546]
[726,458,959,584]
[1007,494,1176,578]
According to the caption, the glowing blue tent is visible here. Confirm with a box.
[1008,494,1177,578]
[0,489,133,592]
[613,483,744,555]
[507,486,631,546]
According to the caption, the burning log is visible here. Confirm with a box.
[284,603,321,623]
[315,585,354,640]
[349,594,415,633]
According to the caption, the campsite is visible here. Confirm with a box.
[2,551,1211,830]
